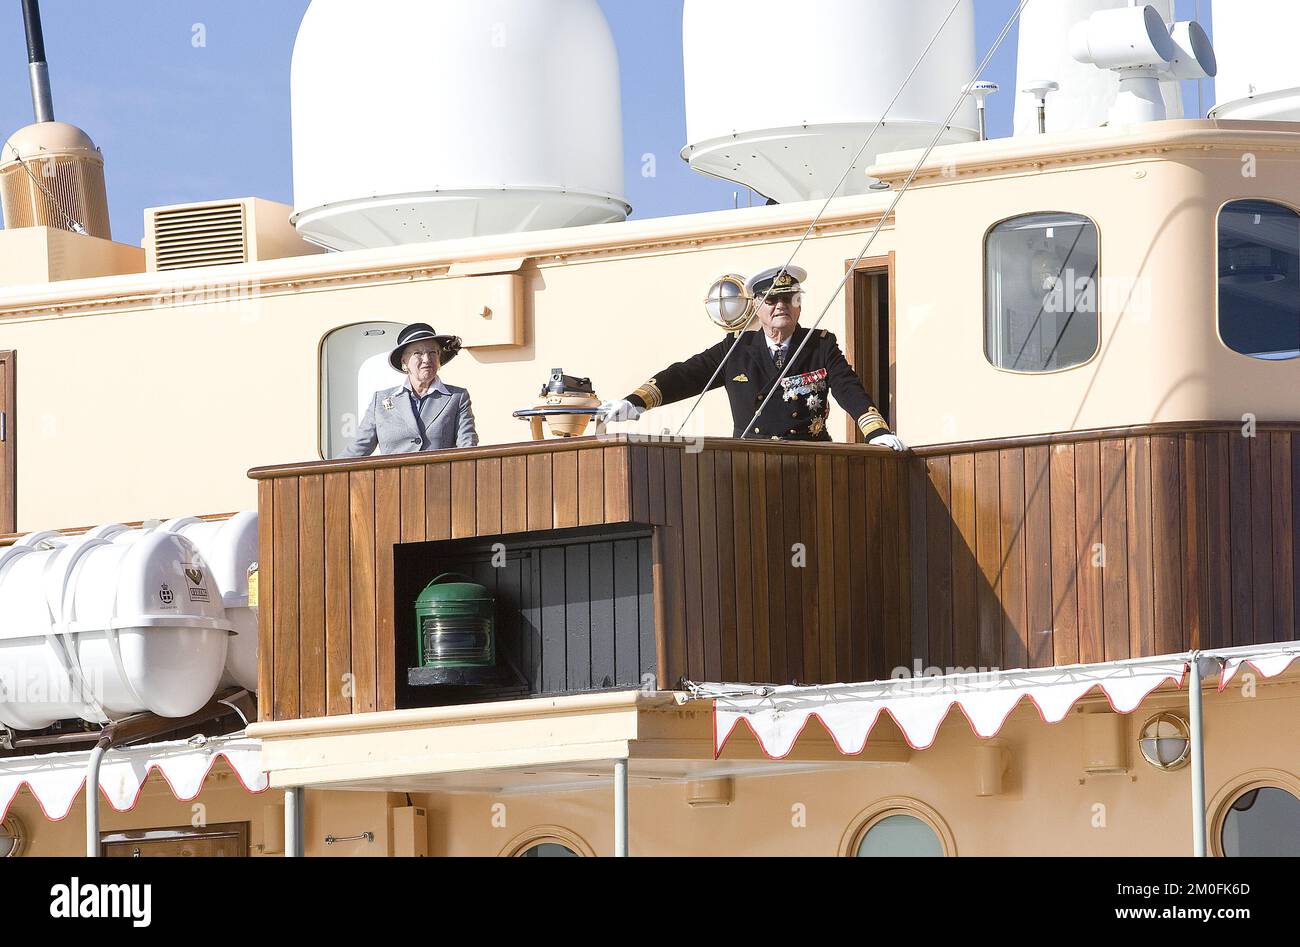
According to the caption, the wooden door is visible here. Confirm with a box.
[0,351,13,534]
[843,257,895,443]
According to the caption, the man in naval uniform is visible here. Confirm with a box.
[598,265,907,449]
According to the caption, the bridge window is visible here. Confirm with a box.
[1219,200,1300,360]
[985,212,1100,373]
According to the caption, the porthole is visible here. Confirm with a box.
[502,825,595,858]
[519,842,579,858]
[0,815,25,858]
[1219,785,1300,857]
[840,797,955,857]
[1209,770,1300,857]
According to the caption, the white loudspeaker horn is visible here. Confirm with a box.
[1166,21,1217,81]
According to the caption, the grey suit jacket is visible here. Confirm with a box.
[341,384,479,457]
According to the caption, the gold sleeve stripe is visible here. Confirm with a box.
[633,381,664,410]
[857,410,890,438]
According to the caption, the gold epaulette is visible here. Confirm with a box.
[633,379,664,410]
[857,408,890,438]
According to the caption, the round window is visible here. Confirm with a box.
[1220,786,1300,857]
[519,841,579,858]
[855,814,945,858]
[0,816,25,858]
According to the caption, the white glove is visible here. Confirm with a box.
[868,432,908,452]
[598,399,644,424]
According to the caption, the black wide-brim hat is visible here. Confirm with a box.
[389,322,463,371]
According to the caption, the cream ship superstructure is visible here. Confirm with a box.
[1,0,1299,859]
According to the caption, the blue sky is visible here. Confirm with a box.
[1,1,1211,247]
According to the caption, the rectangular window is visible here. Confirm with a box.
[1219,200,1300,360]
[985,213,1100,373]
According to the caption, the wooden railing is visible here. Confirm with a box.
[248,436,907,721]
[249,422,1300,722]
[909,421,1300,668]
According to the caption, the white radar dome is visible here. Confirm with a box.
[681,0,979,204]
[1210,0,1300,121]
[291,0,631,251]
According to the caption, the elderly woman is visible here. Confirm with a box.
[343,323,479,456]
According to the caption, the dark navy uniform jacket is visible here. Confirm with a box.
[626,326,892,442]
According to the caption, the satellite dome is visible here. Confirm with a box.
[1210,0,1300,121]
[682,0,978,204]
[290,0,631,251]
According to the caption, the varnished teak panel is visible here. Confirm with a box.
[251,427,1300,721]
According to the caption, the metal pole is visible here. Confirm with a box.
[20,0,55,123]
[85,731,113,857]
[1195,0,1205,119]
[613,759,628,858]
[285,787,305,858]
[1188,653,1208,857]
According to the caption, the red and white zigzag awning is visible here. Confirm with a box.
[705,643,1300,759]
[1218,645,1300,689]
[0,736,267,822]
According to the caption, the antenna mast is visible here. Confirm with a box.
[21,0,55,123]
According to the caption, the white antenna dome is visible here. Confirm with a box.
[681,0,979,204]
[1210,0,1300,121]
[291,0,630,251]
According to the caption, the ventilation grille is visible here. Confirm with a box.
[0,155,111,239]
[150,202,247,271]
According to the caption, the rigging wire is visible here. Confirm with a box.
[739,0,1033,441]
[671,0,970,437]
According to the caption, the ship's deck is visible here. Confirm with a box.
[247,421,1300,724]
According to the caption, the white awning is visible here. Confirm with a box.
[1217,642,1300,689]
[0,735,267,822]
[702,642,1300,759]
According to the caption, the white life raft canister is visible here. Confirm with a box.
[106,514,258,692]
[0,530,231,731]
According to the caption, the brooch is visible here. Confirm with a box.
[382,398,395,411]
